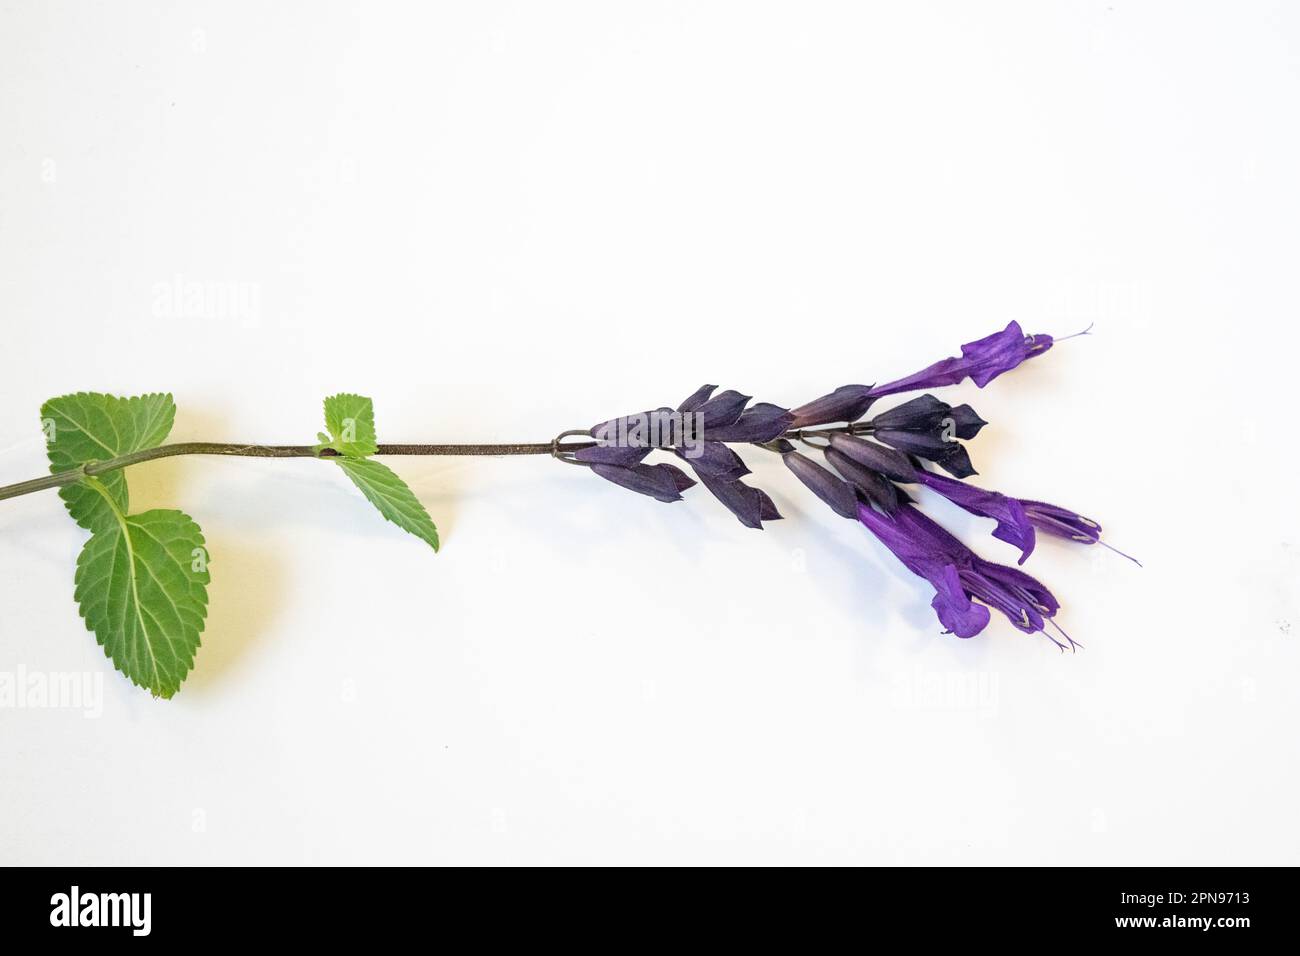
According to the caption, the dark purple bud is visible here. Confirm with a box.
[873,429,977,479]
[590,462,696,502]
[789,385,875,428]
[674,441,750,482]
[827,433,918,482]
[696,472,781,529]
[869,321,1053,398]
[915,470,1036,564]
[949,404,987,440]
[694,389,751,430]
[783,451,858,519]
[678,384,717,413]
[824,447,904,515]
[870,394,952,432]
[705,402,795,442]
[664,464,697,494]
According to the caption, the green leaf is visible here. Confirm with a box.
[41,392,176,532]
[73,485,210,698]
[321,393,378,456]
[333,457,439,551]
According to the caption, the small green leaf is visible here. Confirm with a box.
[73,491,210,699]
[333,457,439,551]
[41,392,176,532]
[321,393,378,456]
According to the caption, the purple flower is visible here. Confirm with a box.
[855,503,990,637]
[783,450,858,519]
[789,385,875,428]
[914,470,1037,564]
[869,321,1053,398]
[856,502,1066,642]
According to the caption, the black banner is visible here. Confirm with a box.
[0,866,1288,944]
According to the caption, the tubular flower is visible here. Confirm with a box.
[1019,498,1141,565]
[853,501,990,638]
[869,321,1053,398]
[856,502,1073,647]
[913,470,1037,564]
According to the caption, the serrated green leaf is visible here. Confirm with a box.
[41,392,176,532]
[321,393,378,456]
[73,483,210,698]
[333,457,439,551]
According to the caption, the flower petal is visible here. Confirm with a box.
[916,471,1036,564]
[928,563,992,638]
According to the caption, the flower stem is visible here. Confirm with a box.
[0,440,592,503]
[0,424,869,504]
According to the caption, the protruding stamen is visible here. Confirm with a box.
[1055,322,1095,342]
[1101,540,1143,567]
[1050,618,1082,653]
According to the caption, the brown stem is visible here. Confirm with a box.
[0,423,868,504]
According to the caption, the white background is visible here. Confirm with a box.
[1,1,1297,865]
